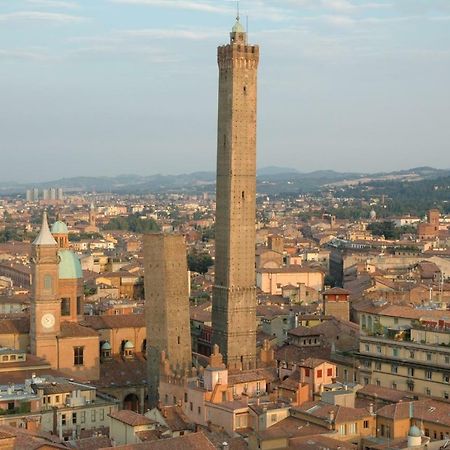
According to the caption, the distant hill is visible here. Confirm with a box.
[1,166,449,196]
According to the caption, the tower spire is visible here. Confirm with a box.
[33,210,57,246]
[236,0,240,22]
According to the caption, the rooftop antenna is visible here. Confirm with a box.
[236,0,240,21]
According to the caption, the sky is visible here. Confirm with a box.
[0,0,450,182]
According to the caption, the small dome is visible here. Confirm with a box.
[51,220,69,234]
[58,249,82,279]
[409,425,422,437]
[232,19,245,33]
[101,342,112,351]
[124,341,134,349]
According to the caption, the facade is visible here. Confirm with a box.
[30,212,100,381]
[143,233,192,409]
[358,322,450,399]
[257,267,324,295]
[211,17,260,370]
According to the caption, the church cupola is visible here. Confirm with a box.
[101,341,112,361]
[123,341,135,359]
[51,218,69,249]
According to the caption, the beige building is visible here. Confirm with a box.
[257,267,324,295]
[358,312,450,399]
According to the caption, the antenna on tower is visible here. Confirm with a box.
[236,0,240,21]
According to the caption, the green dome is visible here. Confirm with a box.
[101,342,112,350]
[409,425,421,437]
[232,19,245,33]
[51,221,69,234]
[124,341,134,349]
[58,249,82,279]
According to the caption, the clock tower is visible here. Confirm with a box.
[30,211,61,367]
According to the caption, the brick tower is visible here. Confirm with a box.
[144,233,192,409]
[30,211,61,367]
[212,17,259,371]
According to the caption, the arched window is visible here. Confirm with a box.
[44,275,53,291]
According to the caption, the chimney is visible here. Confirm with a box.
[369,403,374,415]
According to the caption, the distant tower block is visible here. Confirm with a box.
[428,209,440,232]
[212,16,260,371]
[323,288,350,322]
[143,233,192,409]
[268,235,284,254]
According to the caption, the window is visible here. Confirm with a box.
[443,374,450,383]
[271,414,277,423]
[364,377,369,385]
[364,420,369,429]
[44,275,53,290]
[427,353,432,361]
[198,406,201,415]
[304,368,310,377]
[410,351,415,359]
[72,413,77,425]
[444,392,449,400]
[375,362,381,371]
[81,411,85,424]
[55,395,60,403]
[365,344,370,352]
[100,409,104,421]
[76,296,82,315]
[392,348,399,357]
[348,423,357,434]
[61,414,66,426]
[377,346,382,353]
[392,382,397,390]
[327,368,333,377]
[339,424,346,435]
[394,318,399,324]
[363,360,371,369]
[391,365,398,374]
[91,410,96,422]
[408,367,415,377]
[317,370,323,378]
[376,379,381,387]
[426,388,431,396]
[61,298,70,316]
[426,370,432,380]
[184,393,188,403]
[445,356,450,364]
[73,347,84,366]
[189,402,193,411]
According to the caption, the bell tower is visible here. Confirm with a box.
[30,211,61,367]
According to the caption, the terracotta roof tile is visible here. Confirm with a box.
[109,410,155,427]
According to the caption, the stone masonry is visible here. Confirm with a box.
[212,21,260,371]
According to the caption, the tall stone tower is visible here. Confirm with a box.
[212,17,259,371]
[30,211,61,367]
[144,233,192,409]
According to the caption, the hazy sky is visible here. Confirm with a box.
[1,0,450,182]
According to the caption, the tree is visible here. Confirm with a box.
[104,214,160,233]
[187,251,213,274]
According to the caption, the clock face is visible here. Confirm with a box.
[41,313,55,329]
